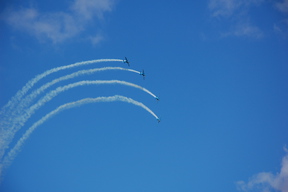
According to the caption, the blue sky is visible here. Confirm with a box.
[0,0,288,191]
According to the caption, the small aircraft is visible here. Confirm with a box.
[155,96,160,101]
[140,70,145,79]
[157,118,161,123]
[123,57,130,66]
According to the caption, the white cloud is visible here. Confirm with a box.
[223,22,264,38]
[89,33,105,45]
[71,0,113,20]
[209,0,242,17]
[276,0,288,14]
[274,0,288,38]
[209,0,264,17]
[208,0,265,38]
[3,0,114,44]
[237,150,288,192]
[5,8,80,43]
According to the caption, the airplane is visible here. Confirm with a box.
[140,70,145,79]
[123,57,130,66]
[155,96,160,101]
[157,118,161,123]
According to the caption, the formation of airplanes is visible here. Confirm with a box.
[123,57,161,123]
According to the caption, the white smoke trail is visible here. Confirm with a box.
[0,60,124,160]
[18,80,157,125]
[0,59,123,121]
[13,67,140,121]
[2,80,157,156]
[1,95,158,171]
[21,80,157,122]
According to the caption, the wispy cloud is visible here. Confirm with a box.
[274,0,288,38]
[222,22,264,38]
[71,0,113,20]
[209,0,264,17]
[89,33,105,45]
[237,148,288,192]
[209,0,242,17]
[208,0,265,38]
[3,0,114,44]
[275,0,288,14]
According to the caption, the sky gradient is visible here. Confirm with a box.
[0,0,288,191]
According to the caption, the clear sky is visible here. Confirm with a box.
[0,0,288,192]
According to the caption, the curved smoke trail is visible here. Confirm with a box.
[21,80,157,124]
[0,59,123,122]
[12,67,140,124]
[18,80,157,127]
[2,80,157,159]
[1,95,159,171]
